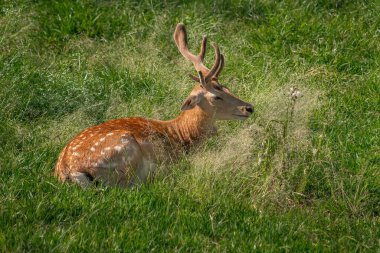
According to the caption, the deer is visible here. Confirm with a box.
[54,23,254,187]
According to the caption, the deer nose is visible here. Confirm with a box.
[245,105,254,114]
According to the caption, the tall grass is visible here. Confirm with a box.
[0,0,379,251]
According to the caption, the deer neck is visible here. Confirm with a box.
[163,106,216,146]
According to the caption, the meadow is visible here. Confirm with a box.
[0,0,379,252]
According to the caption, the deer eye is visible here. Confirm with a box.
[215,96,223,101]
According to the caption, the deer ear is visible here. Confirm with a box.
[181,95,201,111]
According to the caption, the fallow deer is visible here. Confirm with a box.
[54,23,253,187]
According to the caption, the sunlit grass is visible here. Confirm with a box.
[0,0,379,251]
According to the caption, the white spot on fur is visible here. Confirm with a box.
[95,142,99,146]
[114,145,122,151]
[106,132,114,136]
[99,137,106,142]
[90,147,96,152]
[105,147,111,151]
[72,152,80,157]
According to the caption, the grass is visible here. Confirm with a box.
[0,0,379,252]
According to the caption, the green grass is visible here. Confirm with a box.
[1,0,379,252]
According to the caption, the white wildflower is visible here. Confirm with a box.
[289,86,303,100]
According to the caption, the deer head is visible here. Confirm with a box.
[173,23,253,120]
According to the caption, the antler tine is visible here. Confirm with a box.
[214,54,224,78]
[188,73,200,82]
[189,52,224,83]
[197,71,212,90]
[173,23,209,73]
[205,43,221,83]
[199,35,207,62]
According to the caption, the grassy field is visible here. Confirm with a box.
[1,0,379,252]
